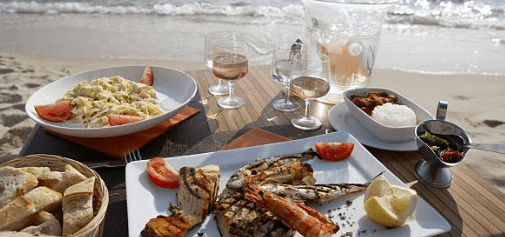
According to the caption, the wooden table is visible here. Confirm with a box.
[4,66,505,237]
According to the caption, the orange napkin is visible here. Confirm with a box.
[45,106,200,159]
[220,127,292,151]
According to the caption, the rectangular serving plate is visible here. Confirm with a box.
[126,131,451,237]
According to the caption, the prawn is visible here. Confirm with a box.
[244,186,339,237]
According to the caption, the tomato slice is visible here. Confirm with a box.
[34,101,73,122]
[146,158,180,189]
[315,142,355,162]
[108,114,144,126]
[140,65,154,86]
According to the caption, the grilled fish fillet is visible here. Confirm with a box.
[214,191,295,237]
[141,164,220,237]
[177,165,220,224]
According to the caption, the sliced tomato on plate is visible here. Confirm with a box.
[140,65,154,86]
[34,101,73,123]
[146,158,180,189]
[315,142,355,162]
[108,114,144,126]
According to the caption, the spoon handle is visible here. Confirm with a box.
[469,143,505,154]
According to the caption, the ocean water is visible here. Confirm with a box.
[1,0,505,75]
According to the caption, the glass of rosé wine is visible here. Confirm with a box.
[204,31,236,96]
[212,39,248,109]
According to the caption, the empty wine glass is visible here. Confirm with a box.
[271,41,303,112]
[212,39,248,109]
[290,53,331,130]
[204,31,235,95]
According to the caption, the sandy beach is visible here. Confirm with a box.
[1,50,504,194]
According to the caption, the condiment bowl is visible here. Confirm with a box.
[414,119,470,188]
[343,87,434,143]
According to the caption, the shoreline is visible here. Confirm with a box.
[1,50,504,194]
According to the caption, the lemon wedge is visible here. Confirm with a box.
[363,174,418,227]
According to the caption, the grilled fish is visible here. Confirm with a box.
[214,191,295,237]
[141,165,220,237]
[254,179,371,205]
[226,149,318,189]
[227,162,316,189]
[177,165,220,223]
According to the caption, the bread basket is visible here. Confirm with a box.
[1,154,109,237]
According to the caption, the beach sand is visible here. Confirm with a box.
[1,50,504,193]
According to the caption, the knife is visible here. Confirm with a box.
[83,159,127,169]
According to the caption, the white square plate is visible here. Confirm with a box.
[125,131,451,236]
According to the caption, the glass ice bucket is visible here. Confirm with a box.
[302,0,396,104]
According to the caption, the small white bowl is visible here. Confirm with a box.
[343,87,434,143]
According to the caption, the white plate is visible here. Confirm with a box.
[25,65,197,138]
[125,131,450,237]
[329,102,418,151]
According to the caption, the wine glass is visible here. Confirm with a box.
[290,53,331,130]
[212,39,248,109]
[204,31,235,96]
[271,41,303,112]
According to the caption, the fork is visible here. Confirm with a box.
[124,149,142,166]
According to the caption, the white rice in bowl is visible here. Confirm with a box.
[371,103,417,127]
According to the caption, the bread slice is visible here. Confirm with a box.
[0,187,62,231]
[0,231,36,236]
[0,167,38,208]
[38,165,87,193]
[18,167,51,179]
[62,177,95,236]
[20,211,61,236]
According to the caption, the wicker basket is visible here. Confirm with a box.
[1,154,109,237]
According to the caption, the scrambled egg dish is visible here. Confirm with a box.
[58,76,163,128]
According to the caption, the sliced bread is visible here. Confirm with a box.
[20,211,61,236]
[0,167,38,208]
[38,164,87,193]
[0,187,62,231]
[62,177,95,236]
[18,167,51,179]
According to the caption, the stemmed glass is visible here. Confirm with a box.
[204,31,235,95]
[271,42,302,112]
[290,53,331,130]
[212,39,248,109]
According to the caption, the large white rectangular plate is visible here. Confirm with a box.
[125,131,451,237]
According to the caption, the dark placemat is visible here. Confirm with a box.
[19,92,209,161]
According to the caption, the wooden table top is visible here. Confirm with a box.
[5,66,505,237]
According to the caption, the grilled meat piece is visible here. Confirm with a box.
[214,191,295,237]
[141,212,193,237]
